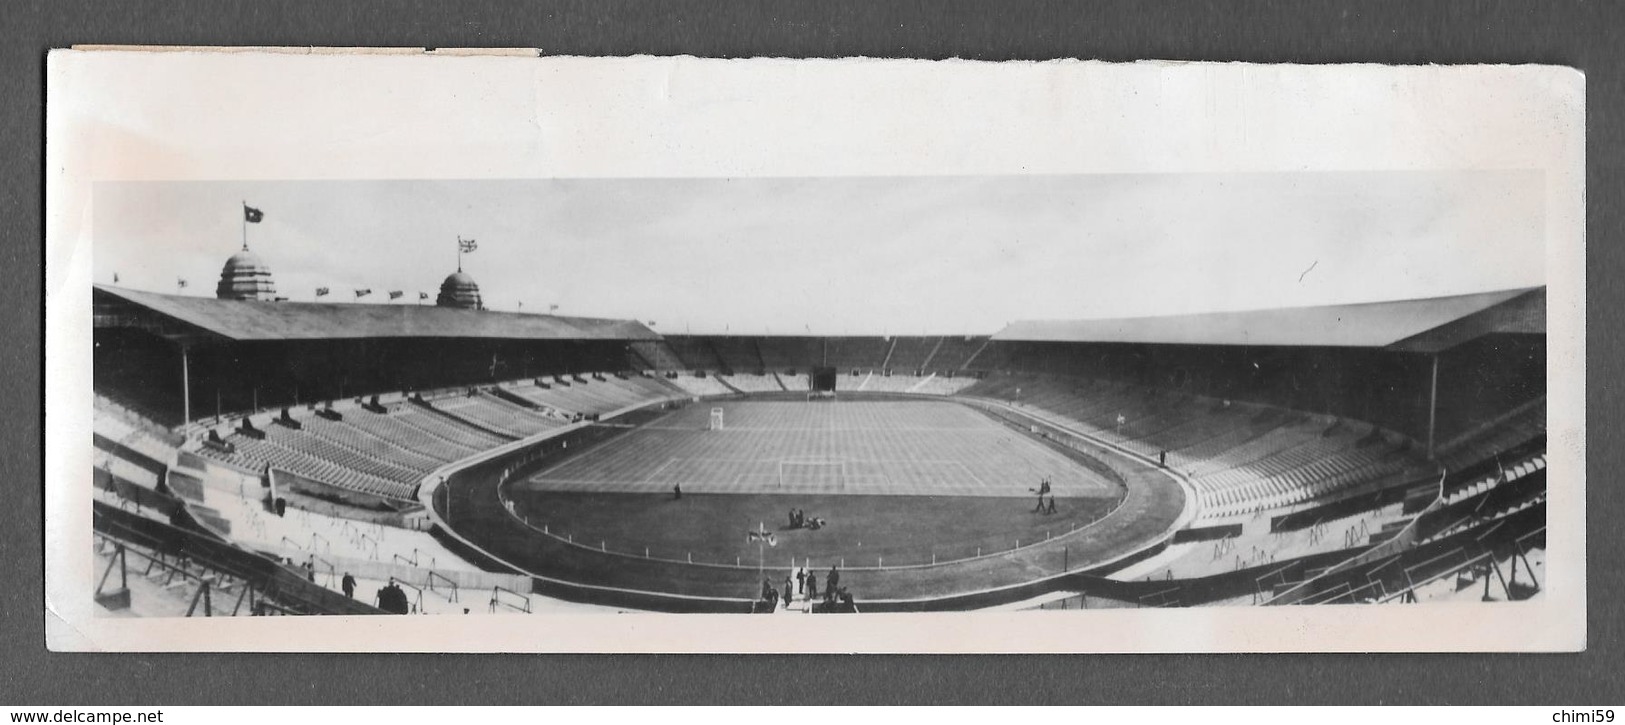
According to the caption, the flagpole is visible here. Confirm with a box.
[241,201,247,250]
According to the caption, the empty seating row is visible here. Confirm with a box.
[1435,397,1546,472]
[504,375,678,416]
[389,405,510,450]
[960,373,1432,521]
[910,374,978,395]
[262,423,427,483]
[433,396,558,438]
[664,373,736,397]
[337,408,485,463]
[94,410,179,465]
[717,373,783,393]
[196,432,416,500]
[290,414,449,473]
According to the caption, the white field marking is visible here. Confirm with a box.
[954,461,991,489]
[641,456,680,483]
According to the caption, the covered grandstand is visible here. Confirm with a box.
[90,280,1547,614]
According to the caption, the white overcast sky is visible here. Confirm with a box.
[92,171,1544,335]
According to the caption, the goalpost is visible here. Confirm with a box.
[778,458,846,490]
[709,407,725,431]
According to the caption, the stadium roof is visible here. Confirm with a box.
[992,287,1545,351]
[93,285,659,344]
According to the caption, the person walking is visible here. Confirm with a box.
[806,572,818,606]
[796,567,807,595]
[341,572,356,599]
[827,565,840,601]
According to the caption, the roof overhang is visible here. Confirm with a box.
[992,287,1545,351]
[93,285,660,344]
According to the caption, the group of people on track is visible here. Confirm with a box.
[1031,477,1059,514]
[759,565,852,612]
[788,507,825,530]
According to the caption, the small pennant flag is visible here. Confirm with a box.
[647,320,657,326]
[459,238,478,253]
[549,303,560,312]
[244,205,264,223]
[747,523,777,547]
[354,288,372,299]
[389,290,404,300]
[419,292,429,300]
[316,287,330,297]
[176,277,188,289]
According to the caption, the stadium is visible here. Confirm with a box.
[88,239,1547,616]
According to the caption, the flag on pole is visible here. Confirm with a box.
[419,292,429,300]
[244,205,264,223]
[549,303,560,312]
[459,238,478,253]
[176,277,188,289]
[316,287,330,297]
[389,290,404,300]
[747,522,777,547]
[354,288,372,298]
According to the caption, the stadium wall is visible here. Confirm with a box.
[661,335,992,374]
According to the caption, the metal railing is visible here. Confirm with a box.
[426,570,460,603]
[489,585,531,613]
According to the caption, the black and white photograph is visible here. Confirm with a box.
[45,51,1584,652]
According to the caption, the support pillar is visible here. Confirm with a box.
[1426,354,1439,459]
[181,345,191,425]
